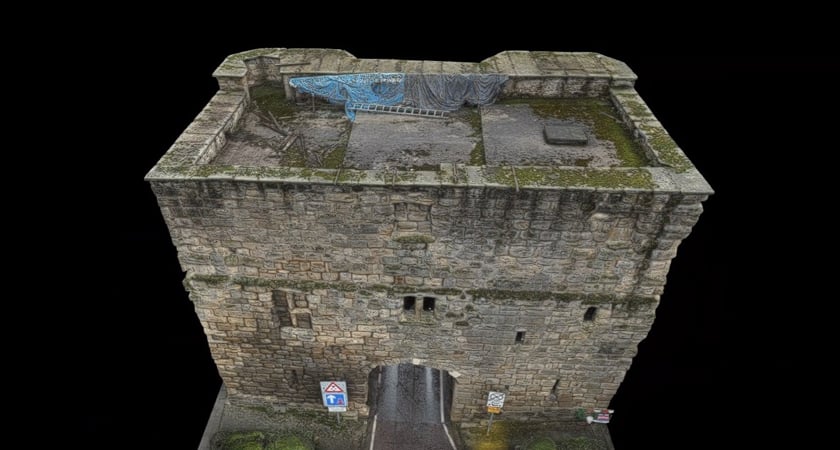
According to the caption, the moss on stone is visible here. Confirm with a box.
[638,125,692,173]
[310,170,336,181]
[620,99,651,118]
[498,98,648,167]
[468,289,656,306]
[190,274,229,286]
[231,48,278,61]
[322,145,346,169]
[188,274,655,309]
[394,234,435,244]
[336,170,366,183]
[483,166,654,189]
[395,171,420,182]
[432,288,463,296]
[478,61,496,72]
[250,83,296,119]
[458,107,486,165]
[231,277,359,292]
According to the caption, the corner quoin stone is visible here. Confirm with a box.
[146,48,712,427]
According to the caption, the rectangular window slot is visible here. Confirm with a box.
[515,331,525,344]
[272,290,293,328]
[295,313,312,329]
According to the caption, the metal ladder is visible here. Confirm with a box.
[347,102,448,119]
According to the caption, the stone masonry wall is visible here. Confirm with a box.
[149,179,707,422]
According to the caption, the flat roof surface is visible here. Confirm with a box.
[211,84,648,170]
[146,49,712,195]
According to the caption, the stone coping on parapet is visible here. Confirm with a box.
[211,48,637,86]
[145,164,711,195]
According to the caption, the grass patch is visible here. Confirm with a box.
[322,145,346,169]
[462,421,609,450]
[218,431,314,450]
[250,83,296,119]
[558,437,606,449]
[499,98,648,167]
[529,437,557,449]
[457,107,486,165]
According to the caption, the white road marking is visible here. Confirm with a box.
[369,414,377,450]
[439,369,457,449]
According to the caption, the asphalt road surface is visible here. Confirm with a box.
[369,364,457,450]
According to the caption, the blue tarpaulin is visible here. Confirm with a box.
[289,73,405,120]
[289,73,508,120]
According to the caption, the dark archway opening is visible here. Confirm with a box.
[367,363,454,424]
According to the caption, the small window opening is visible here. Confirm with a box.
[551,379,560,394]
[423,296,436,311]
[584,307,598,321]
[403,296,416,311]
[295,313,312,329]
[515,331,525,344]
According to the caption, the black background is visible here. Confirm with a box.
[68,25,832,449]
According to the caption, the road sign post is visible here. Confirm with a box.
[486,391,506,435]
[320,381,348,423]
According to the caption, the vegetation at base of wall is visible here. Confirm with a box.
[460,420,609,450]
[218,431,314,450]
[528,437,557,450]
[498,98,648,168]
[557,437,606,449]
[250,83,296,119]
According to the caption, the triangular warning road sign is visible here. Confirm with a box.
[324,382,344,393]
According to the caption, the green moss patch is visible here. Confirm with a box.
[468,289,654,306]
[322,145,346,169]
[250,83,296,119]
[188,274,655,308]
[394,234,436,244]
[483,166,654,189]
[455,107,486,165]
[638,124,692,173]
[499,98,648,167]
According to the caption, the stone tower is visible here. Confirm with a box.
[146,49,712,424]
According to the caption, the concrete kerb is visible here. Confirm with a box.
[198,384,226,450]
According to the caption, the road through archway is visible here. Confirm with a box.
[367,364,457,449]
